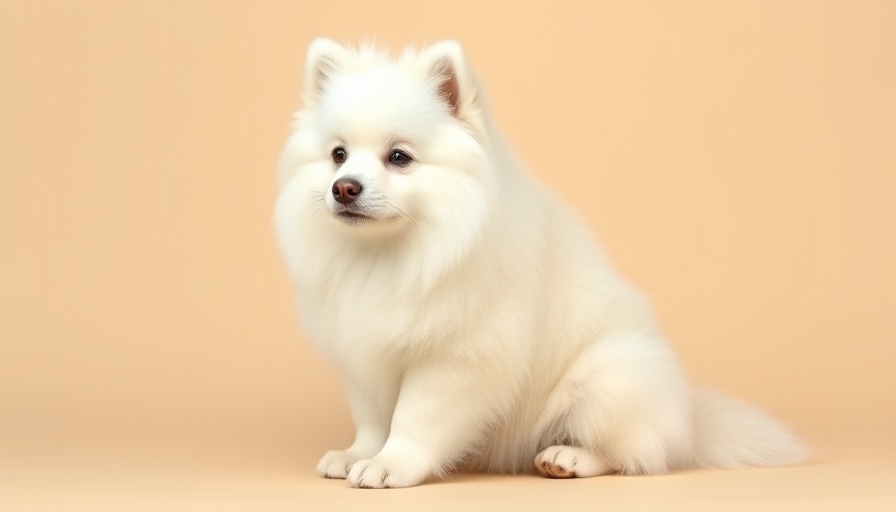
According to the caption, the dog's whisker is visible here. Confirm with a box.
[300,198,325,216]
[301,205,327,238]
[389,204,424,236]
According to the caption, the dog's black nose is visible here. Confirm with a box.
[332,178,362,204]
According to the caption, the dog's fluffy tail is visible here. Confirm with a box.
[690,389,809,469]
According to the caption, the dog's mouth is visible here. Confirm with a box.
[334,209,403,227]
[334,208,381,225]
[337,210,374,221]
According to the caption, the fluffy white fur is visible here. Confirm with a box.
[274,39,808,488]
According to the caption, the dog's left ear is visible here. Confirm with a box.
[420,40,477,119]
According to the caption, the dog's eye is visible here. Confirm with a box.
[331,147,347,165]
[388,150,412,167]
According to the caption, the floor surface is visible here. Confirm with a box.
[4,434,894,511]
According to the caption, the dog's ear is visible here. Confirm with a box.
[420,40,477,119]
[303,38,349,106]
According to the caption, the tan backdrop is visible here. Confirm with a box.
[1,1,893,510]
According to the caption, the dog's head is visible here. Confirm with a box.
[276,39,498,281]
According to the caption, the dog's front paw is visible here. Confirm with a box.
[347,458,426,489]
[316,450,360,479]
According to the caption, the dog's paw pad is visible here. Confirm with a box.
[535,445,611,479]
[535,446,578,478]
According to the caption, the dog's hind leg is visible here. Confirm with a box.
[534,329,694,477]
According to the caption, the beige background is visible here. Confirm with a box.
[1,0,894,510]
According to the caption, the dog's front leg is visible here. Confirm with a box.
[346,358,515,488]
[316,371,400,479]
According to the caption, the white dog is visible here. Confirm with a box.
[274,39,808,488]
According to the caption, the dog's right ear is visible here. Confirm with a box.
[303,38,349,106]
[420,40,478,121]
